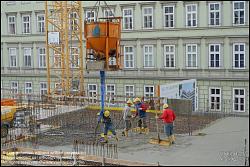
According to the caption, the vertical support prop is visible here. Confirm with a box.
[99,71,105,121]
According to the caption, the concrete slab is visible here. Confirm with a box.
[118,117,249,166]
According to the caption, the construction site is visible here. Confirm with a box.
[1,1,249,166]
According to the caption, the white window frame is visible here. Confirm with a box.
[85,11,96,22]
[143,45,154,68]
[185,4,198,27]
[233,43,245,69]
[37,14,45,33]
[9,48,17,67]
[54,47,62,68]
[55,82,62,93]
[163,5,175,28]
[144,85,154,101]
[123,8,133,30]
[164,45,175,68]
[124,46,134,68]
[70,47,79,68]
[24,48,32,67]
[103,8,114,18]
[208,2,221,26]
[88,84,98,104]
[10,81,18,95]
[40,82,47,95]
[38,48,46,68]
[209,87,221,111]
[186,44,198,69]
[69,12,78,31]
[142,6,153,29]
[125,85,134,101]
[22,15,31,34]
[209,44,221,69]
[8,16,16,35]
[233,1,245,25]
[106,84,116,105]
[233,88,245,112]
[25,82,32,97]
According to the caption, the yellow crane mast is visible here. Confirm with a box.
[45,1,84,97]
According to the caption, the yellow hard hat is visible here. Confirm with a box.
[133,98,141,103]
[104,110,110,117]
[163,103,169,109]
[127,99,133,104]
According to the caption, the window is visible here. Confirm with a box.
[25,82,32,97]
[70,47,79,68]
[54,47,62,68]
[123,8,133,30]
[209,88,221,111]
[186,4,197,27]
[233,43,245,69]
[209,44,220,68]
[164,6,174,28]
[8,16,16,34]
[24,48,32,67]
[143,45,154,67]
[209,3,221,26]
[40,82,47,95]
[55,82,62,94]
[87,49,95,62]
[85,11,96,22]
[69,12,78,31]
[186,44,198,68]
[10,81,18,96]
[143,7,153,29]
[22,15,30,34]
[109,56,116,66]
[106,84,115,105]
[144,85,154,101]
[37,14,45,33]
[233,88,245,112]
[164,45,175,68]
[9,48,17,67]
[125,85,134,101]
[124,46,134,68]
[104,9,114,18]
[39,48,46,68]
[88,84,97,103]
[233,1,245,25]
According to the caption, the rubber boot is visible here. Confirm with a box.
[103,135,108,143]
[115,135,119,142]
[171,135,175,144]
[166,136,171,142]
[124,130,128,137]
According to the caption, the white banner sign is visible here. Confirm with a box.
[160,79,198,111]
[48,32,60,44]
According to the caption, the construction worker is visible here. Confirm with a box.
[156,103,176,144]
[122,99,133,137]
[101,110,118,143]
[132,98,148,133]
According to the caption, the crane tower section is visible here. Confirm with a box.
[45,1,84,97]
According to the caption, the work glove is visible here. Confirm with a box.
[155,115,159,119]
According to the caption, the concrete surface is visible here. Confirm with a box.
[118,117,249,166]
[4,117,248,166]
